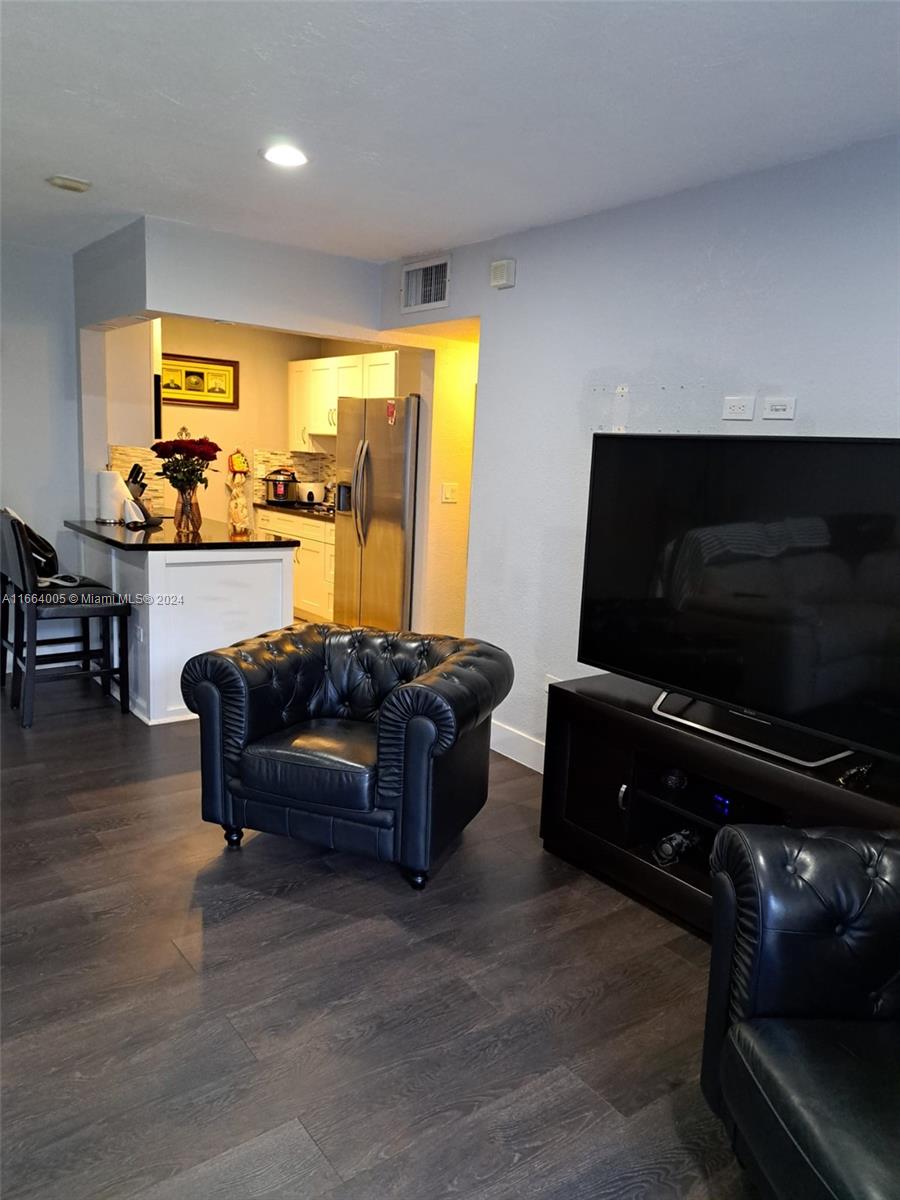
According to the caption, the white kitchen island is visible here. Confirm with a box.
[65,518,299,724]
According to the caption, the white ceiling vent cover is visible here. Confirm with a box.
[401,256,450,313]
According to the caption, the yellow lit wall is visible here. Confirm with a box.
[384,325,478,636]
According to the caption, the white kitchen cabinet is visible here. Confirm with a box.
[295,540,328,618]
[324,543,335,618]
[335,356,364,407]
[288,355,366,450]
[288,352,398,450]
[255,508,335,621]
[292,545,305,613]
[288,361,312,450]
[363,350,398,398]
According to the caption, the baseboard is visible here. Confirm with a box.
[490,720,545,773]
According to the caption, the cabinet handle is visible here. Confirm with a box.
[302,426,307,445]
[617,783,629,811]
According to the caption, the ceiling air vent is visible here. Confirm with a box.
[400,256,450,313]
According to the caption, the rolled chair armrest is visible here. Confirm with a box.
[701,824,900,1113]
[378,640,514,751]
[181,625,328,770]
[376,639,513,802]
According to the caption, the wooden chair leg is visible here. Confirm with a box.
[80,617,91,673]
[10,598,24,710]
[117,612,130,715]
[101,617,112,696]
[20,607,37,728]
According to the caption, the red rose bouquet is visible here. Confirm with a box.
[151,437,222,532]
[151,437,221,490]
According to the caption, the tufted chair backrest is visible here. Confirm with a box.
[203,623,474,750]
[274,624,466,723]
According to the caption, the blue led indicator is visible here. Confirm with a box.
[714,794,731,815]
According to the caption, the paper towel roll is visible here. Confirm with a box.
[97,470,131,523]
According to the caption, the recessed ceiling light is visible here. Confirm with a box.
[46,175,92,193]
[260,144,308,168]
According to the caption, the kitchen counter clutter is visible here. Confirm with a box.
[67,517,296,725]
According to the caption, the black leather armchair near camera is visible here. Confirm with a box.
[181,623,514,887]
[701,825,900,1200]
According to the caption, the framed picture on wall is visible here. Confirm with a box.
[161,355,239,409]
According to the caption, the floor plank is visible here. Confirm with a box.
[1,679,752,1200]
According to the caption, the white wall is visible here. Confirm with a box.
[381,135,900,766]
[145,217,381,338]
[106,321,155,447]
[1,242,81,565]
[160,316,322,521]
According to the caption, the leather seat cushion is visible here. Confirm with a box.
[240,718,377,812]
[35,578,128,617]
[721,1018,900,1200]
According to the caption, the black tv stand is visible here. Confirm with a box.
[651,691,853,768]
[540,673,900,933]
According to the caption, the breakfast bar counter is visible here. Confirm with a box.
[66,518,300,725]
[65,517,301,551]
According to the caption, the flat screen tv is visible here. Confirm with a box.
[579,435,900,761]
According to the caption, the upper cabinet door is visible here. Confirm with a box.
[288,361,312,450]
[335,356,364,402]
[290,353,396,449]
[363,351,398,399]
[308,359,337,436]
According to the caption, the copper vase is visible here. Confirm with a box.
[174,487,202,533]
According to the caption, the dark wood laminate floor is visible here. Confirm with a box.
[1,681,756,1200]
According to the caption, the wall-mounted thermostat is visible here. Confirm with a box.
[490,259,516,289]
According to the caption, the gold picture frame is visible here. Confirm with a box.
[161,355,239,409]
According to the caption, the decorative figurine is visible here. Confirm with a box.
[226,449,252,536]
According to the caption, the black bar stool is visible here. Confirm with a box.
[1,513,131,728]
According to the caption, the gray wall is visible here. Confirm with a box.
[381,136,900,759]
[1,242,81,565]
[74,218,148,329]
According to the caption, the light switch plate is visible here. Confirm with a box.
[441,482,458,504]
[722,395,755,421]
[762,395,796,420]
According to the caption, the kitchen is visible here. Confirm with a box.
[77,312,479,722]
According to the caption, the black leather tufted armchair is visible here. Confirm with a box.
[702,825,900,1200]
[181,622,514,887]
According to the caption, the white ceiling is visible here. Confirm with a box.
[2,2,898,260]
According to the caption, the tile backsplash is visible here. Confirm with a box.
[252,449,335,504]
[108,445,171,513]
[107,445,337,515]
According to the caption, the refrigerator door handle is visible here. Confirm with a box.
[350,438,364,546]
[358,439,370,547]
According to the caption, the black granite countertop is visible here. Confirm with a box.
[254,502,335,524]
[65,518,301,551]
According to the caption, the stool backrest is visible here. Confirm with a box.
[1,513,38,594]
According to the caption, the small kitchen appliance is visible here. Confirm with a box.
[264,470,327,506]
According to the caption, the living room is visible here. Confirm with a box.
[1,3,898,1199]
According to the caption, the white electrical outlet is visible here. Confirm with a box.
[722,395,755,421]
[762,395,796,420]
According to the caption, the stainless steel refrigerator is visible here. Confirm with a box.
[334,394,419,629]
